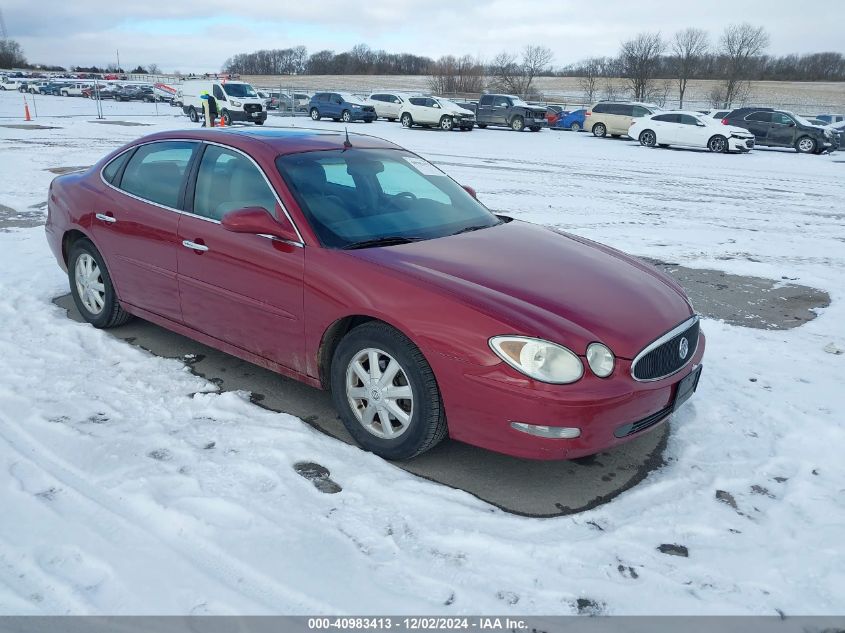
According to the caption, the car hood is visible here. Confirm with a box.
[347,220,693,359]
[715,123,753,136]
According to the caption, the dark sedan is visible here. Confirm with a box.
[46,129,704,461]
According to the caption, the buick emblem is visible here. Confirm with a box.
[679,337,689,360]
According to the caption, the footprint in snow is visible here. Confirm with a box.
[293,462,342,494]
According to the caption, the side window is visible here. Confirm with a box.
[409,97,426,106]
[392,96,402,104]
[493,96,509,107]
[428,99,439,108]
[631,106,650,117]
[479,95,493,106]
[317,93,329,102]
[679,114,700,125]
[746,111,772,123]
[333,94,343,104]
[213,84,225,100]
[102,150,132,184]
[119,141,196,208]
[193,145,277,221]
[592,103,608,113]
[772,112,793,125]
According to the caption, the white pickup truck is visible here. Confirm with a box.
[59,83,90,97]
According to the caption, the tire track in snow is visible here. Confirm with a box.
[0,417,335,614]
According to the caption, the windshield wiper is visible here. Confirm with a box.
[451,224,494,236]
[342,236,424,250]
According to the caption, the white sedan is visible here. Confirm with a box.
[400,96,476,131]
[629,110,755,153]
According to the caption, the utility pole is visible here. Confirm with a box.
[116,49,121,73]
[0,8,9,40]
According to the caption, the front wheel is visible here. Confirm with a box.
[795,136,817,154]
[440,115,454,131]
[221,110,233,126]
[511,116,524,131]
[529,126,541,132]
[341,110,352,123]
[592,122,606,137]
[708,135,728,153]
[387,117,396,122]
[254,120,264,126]
[331,322,447,460]
[400,113,413,128]
[68,239,131,329]
[639,130,657,147]
[477,123,487,129]
[188,107,199,122]
[310,108,321,121]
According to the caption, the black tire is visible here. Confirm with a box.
[68,238,131,329]
[341,110,352,123]
[188,107,199,123]
[610,134,621,138]
[592,122,606,137]
[658,143,669,148]
[310,108,321,121]
[330,322,447,460]
[387,117,396,122]
[708,134,728,153]
[221,110,233,126]
[440,115,454,131]
[254,120,264,126]
[400,112,413,128]
[795,136,817,154]
[511,116,524,131]
[639,129,657,147]
[529,126,541,132]
[477,123,487,129]
[570,121,581,132]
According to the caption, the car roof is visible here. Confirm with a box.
[135,128,403,157]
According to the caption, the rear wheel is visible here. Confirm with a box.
[331,322,447,460]
[68,239,131,329]
[477,123,487,129]
[592,122,606,137]
[570,121,581,132]
[387,117,396,122]
[708,134,728,153]
[400,112,413,128]
[795,136,816,154]
[639,130,657,147]
[511,116,525,131]
[310,108,321,121]
[440,115,454,131]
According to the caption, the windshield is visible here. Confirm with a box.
[511,97,529,106]
[784,111,815,127]
[276,149,500,249]
[341,94,367,105]
[435,98,462,110]
[223,83,258,98]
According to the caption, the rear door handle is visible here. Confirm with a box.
[95,213,116,223]
[182,240,209,252]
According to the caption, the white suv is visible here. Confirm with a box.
[60,83,90,97]
[400,96,476,131]
[367,92,418,121]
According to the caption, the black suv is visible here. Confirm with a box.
[474,94,548,131]
[723,107,835,154]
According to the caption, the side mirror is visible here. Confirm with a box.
[788,122,795,127]
[462,185,477,199]
[696,121,706,127]
[221,207,299,243]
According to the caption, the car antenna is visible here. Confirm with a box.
[343,127,352,149]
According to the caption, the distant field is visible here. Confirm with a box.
[241,74,845,111]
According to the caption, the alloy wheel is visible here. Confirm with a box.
[709,136,727,152]
[345,348,414,439]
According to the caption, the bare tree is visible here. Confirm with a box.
[488,46,553,97]
[0,39,28,69]
[619,32,666,101]
[603,79,621,101]
[576,57,601,104]
[428,55,485,95]
[672,28,708,108]
[147,63,161,75]
[718,23,769,108]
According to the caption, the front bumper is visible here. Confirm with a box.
[351,110,377,121]
[433,331,706,460]
[230,109,267,123]
[729,136,755,151]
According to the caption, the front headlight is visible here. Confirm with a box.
[231,99,242,107]
[586,343,615,378]
[352,104,361,109]
[490,336,583,384]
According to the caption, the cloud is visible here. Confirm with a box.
[5,0,844,71]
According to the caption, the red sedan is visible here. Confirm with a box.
[45,129,704,460]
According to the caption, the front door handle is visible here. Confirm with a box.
[95,213,116,223]
[182,240,209,252]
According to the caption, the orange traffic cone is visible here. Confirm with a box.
[218,115,225,128]
[23,98,31,122]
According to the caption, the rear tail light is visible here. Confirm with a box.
[721,118,729,125]
[585,111,592,116]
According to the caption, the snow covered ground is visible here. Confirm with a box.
[1,91,844,615]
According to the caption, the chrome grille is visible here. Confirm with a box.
[631,316,699,382]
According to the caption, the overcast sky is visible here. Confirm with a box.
[5,0,845,72]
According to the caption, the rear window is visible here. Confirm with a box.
[102,150,132,184]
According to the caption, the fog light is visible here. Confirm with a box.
[510,422,581,439]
